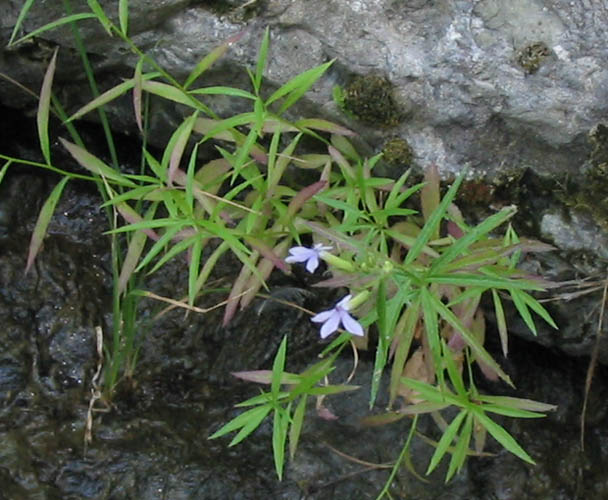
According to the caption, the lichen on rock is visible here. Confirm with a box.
[516,41,551,74]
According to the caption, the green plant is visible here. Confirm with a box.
[2,0,558,492]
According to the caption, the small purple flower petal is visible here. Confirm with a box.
[339,310,364,336]
[311,310,335,323]
[336,294,353,310]
[319,313,341,339]
[310,294,364,339]
[285,243,332,273]
[305,255,320,273]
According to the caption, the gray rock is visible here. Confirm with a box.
[1,0,606,178]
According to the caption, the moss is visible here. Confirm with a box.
[382,137,413,167]
[516,42,550,74]
[335,74,403,127]
[588,123,608,173]
[550,124,608,231]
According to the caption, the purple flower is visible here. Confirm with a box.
[311,295,364,339]
[285,243,332,273]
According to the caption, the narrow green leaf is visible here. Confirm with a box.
[306,385,360,396]
[118,203,158,294]
[271,336,288,400]
[370,278,388,408]
[421,164,440,239]
[133,58,144,133]
[266,61,334,114]
[420,287,443,385]
[0,160,11,186]
[255,28,270,93]
[188,234,204,306]
[68,74,159,122]
[87,0,113,36]
[229,405,272,446]
[59,138,136,187]
[443,341,466,397]
[289,395,307,460]
[426,291,513,387]
[480,404,546,419]
[389,299,420,406]
[521,290,558,329]
[446,413,472,481]
[37,48,58,165]
[189,86,256,99]
[208,404,270,440]
[510,289,537,335]
[184,31,243,90]
[131,224,185,272]
[118,0,129,36]
[472,410,535,464]
[11,13,98,47]
[25,177,69,274]
[426,409,467,475]
[477,396,556,413]
[405,170,465,265]
[294,118,356,136]
[492,290,509,357]
[8,0,37,46]
[272,407,289,480]
[427,273,541,290]
[146,233,202,275]
[432,206,517,272]
[142,80,211,114]
[400,378,446,404]
[232,370,301,385]
[166,112,198,185]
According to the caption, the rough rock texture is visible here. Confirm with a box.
[2,0,608,175]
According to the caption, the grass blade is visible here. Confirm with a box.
[426,409,466,475]
[405,170,465,265]
[37,48,58,165]
[25,177,69,274]
[133,58,144,133]
[67,74,159,122]
[8,0,37,46]
[370,278,388,408]
[271,336,288,400]
[272,407,289,480]
[428,291,513,386]
[254,28,270,93]
[166,112,198,185]
[118,0,129,36]
[87,0,113,36]
[492,289,509,356]
[228,405,272,446]
[208,404,271,440]
[266,61,334,114]
[472,409,535,464]
[59,138,136,187]
[0,160,11,186]
[11,13,97,46]
[431,206,517,272]
[289,395,307,460]
[184,31,243,90]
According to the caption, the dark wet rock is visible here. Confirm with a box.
[1,165,608,498]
